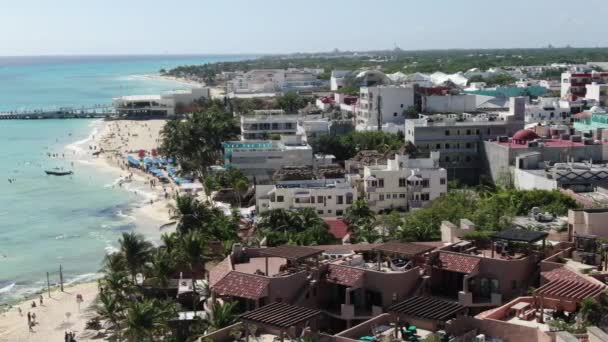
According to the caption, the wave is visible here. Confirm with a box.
[65,272,102,286]
[64,120,103,154]
[0,283,15,294]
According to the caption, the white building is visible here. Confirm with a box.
[256,178,357,217]
[356,85,415,130]
[330,70,351,91]
[222,135,313,182]
[112,87,210,118]
[585,82,608,107]
[240,110,299,140]
[301,117,330,139]
[227,69,323,94]
[524,97,573,126]
[362,152,447,212]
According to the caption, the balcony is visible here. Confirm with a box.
[409,200,423,209]
[408,184,423,192]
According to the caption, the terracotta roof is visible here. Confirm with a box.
[240,302,321,328]
[324,219,349,239]
[211,272,269,300]
[326,264,365,287]
[541,266,589,284]
[260,245,322,261]
[373,242,435,256]
[209,257,233,287]
[535,278,606,301]
[437,252,481,274]
[513,129,540,141]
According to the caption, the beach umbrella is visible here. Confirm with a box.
[151,149,158,157]
[138,149,146,158]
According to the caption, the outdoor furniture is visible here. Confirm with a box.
[511,302,531,318]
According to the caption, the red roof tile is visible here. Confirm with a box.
[209,257,232,287]
[324,219,349,239]
[326,264,365,287]
[437,252,481,274]
[211,271,269,300]
[541,267,589,285]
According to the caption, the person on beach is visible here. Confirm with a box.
[31,312,36,324]
[39,295,43,306]
[31,301,36,308]
[18,307,22,316]
[27,311,31,323]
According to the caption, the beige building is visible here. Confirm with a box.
[568,208,608,238]
[362,152,447,212]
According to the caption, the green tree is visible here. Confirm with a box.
[275,92,306,113]
[123,299,177,342]
[177,231,209,316]
[118,232,153,283]
[208,301,239,331]
[145,249,175,298]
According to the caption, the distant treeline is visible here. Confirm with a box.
[164,47,608,85]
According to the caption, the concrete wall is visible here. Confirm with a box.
[448,316,552,342]
[588,327,608,342]
[423,94,477,113]
[334,314,393,339]
[364,267,421,308]
[513,169,557,190]
[569,209,608,237]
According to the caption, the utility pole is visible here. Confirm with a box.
[59,264,64,292]
[46,272,51,297]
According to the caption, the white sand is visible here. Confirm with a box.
[94,119,177,240]
[0,282,100,342]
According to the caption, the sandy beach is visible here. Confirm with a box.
[93,119,178,239]
[0,282,99,342]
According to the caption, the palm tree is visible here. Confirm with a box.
[177,231,208,316]
[95,288,125,340]
[123,299,176,342]
[579,298,602,325]
[118,232,153,283]
[208,301,239,332]
[344,199,375,228]
[170,195,204,234]
[146,249,175,298]
[233,179,249,208]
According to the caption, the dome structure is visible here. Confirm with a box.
[512,129,539,144]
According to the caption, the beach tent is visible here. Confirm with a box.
[127,156,140,167]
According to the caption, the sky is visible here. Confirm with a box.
[1,0,607,56]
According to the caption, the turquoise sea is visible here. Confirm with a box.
[0,55,251,304]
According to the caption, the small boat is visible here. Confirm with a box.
[45,170,73,176]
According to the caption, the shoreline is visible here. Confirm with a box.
[139,73,205,88]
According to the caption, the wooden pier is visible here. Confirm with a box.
[0,105,115,120]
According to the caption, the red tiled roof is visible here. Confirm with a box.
[326,264,365,287]
[209,257,232,287]
[535,278,606,301]
[541,267,589,285]
[211,272,269,300]
[437,252,480,274]
[324,219,349,239]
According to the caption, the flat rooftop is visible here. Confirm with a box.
[494,139,592,149]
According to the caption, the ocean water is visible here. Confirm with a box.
[0,55,251,304]
[0,54,252,112]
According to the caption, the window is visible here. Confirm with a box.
[487,128,491,134]
[378,178,384,188]
[457,130,460,135]
[465,142,472,148]
[476,129,480,135]
[466,129,471,135]
[465,156,471,162]
[445,156,450,162]
[277,196,284,202]
[272,123,279,130]
[317,196,323,203]
[445,130,450,136]
[346,193,354,204]
[379,194,385,201]
[440,178,446,185]
[371,180,378,187]
[399,178,406,187]
[445,143,450,149]
[393,112,397,117]
[400,104,404,108]
[311,196,315,204]
[327,195,332,199]
[399,193,406,198]
[422,179,429,188]
[337,195,344,204]
[327,210,332,214]
[317,210,324,215]
[336,210,344,216]
[421,193,430,201]
[436,143,441,149]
